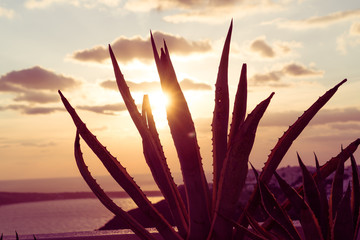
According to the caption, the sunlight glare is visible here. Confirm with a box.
[147,91,170,128]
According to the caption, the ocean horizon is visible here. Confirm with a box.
[0,196,163,236]
[0,173,169,193]
[0,174,167,235]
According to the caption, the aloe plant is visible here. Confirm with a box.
[253,152,360,240]
[59,21,360,239]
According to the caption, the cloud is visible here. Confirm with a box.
[100,79,211,92]
[250,62,323,85]
[270,9,360,30]
[250,38,275,58]
[251,71,282,83]
[125,0,204,12]
[0,104,64,115]
[0,66,81,114]
[125,0,282,23]
[261,108,360,127]
[21,141,57,148]
[0,6,14,19]
[24,0,121,9]
[336,22,360,54]
[100,80,160,91]
[330,122,360,131]
[179,78,212,90]
[70,32,212,64]
[0,66,80,91]
[13,91,59,104]
[248,36,302,59]
[77,103,127,115]
[350,22,360,35]
[283,63,322,77]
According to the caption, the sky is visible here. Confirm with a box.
[0,0,360,182]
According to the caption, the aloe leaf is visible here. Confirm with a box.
[261,79,347,184]
[212,20,232,205]
[236,80,349,230]
[74,132,156,240]
[228,63,247,147]
[246,213,277,240]
[142,95,163,154]
[297,153,322,223]
[210,92,274,239]
[151,33,211,239]
[109,45,188,237]
[141,95,188,237]
[314,153,330,239]
[108,45,147,135]
[312,139,360,182]
[260,139,360,238]
[350,154,360,231]
[258,175,302,240]
[329,154,345,222]
[217,211,268,240]
[274,171,324,240]
[58,91,181,240]
[332,184,354,240]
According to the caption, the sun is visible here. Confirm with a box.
[147,91,170,128]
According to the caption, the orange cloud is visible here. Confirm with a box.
[70,32,212,64]
[250,62,323,85]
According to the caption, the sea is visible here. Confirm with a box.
[0,175,167,236]
[0,197,163,236]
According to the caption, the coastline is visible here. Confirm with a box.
[0,191,163,206]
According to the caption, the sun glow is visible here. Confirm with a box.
[147,91,170,128]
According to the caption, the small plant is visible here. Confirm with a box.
[252,152,360,240]
[59,21,360,239]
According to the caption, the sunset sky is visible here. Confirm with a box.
[1,0,360,181]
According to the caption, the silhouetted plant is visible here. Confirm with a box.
[251,152,360,240]
[59,21,360,239]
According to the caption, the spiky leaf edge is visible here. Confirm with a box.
[274,171,324,240]
[236,79,348,231]
[212,20,232,206]
[58,91,181,240]
[151,32,211,240]
[74,131,156,240]
[109,45,188,236]
[209,92,274,239]
[141,95,189,237]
